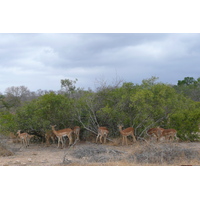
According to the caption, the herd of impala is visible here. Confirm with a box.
[16,125,177,148]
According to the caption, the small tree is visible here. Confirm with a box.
[177,77,197,86]
[60,78,78,96]
[175,77,200,101]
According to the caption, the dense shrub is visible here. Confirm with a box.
[1,77,200,142]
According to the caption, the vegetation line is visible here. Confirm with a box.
[0,76,200,142]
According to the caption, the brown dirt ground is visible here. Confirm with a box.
[1,136,200,166]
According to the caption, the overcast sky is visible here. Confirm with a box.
[0,33,200,93]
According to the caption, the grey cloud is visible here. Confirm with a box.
[0,33,200,92]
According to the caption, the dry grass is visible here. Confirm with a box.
[0,144,14,157]
[1,132,200,166]
[62,141,200,166]
[63,143,126,165]
[0,134,14,157]
[128,142,200,165]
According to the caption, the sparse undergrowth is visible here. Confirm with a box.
[131,143,200,165]
[1,134,200,166]
[62,142,200,166]
[66,144,125,164]
[0,144,14,157]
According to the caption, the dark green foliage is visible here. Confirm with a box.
[170,105,200,141]
[15,92,75,131]
[178,77,197,86]
[174,77,200,101]
[0,77,200,142]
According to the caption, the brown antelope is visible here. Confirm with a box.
[26,134,34,146]
[9,132,20,143]
[158,129,177,142]
[45,130,57,146]
[96,127,109,144]
[17,130,28,147]
[51,125,73,148]
[73,126,80,141]
[147,127,164,141]
[118,125,136,145]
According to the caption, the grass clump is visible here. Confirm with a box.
[71,145,107,159]
[69,144,125,164]
[0,143,14,157]
[62,142,200,166]
[132,143,200,165]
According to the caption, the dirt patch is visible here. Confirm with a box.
[1,136,200,166]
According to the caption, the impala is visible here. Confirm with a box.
[147,127,164,141]
[96,127,109,144]
[26,134,34,146]
[158,129,177,142]
[73,126,80,141]
[117,125,136,145]
[9,132,20,143]
[50,125,73,148]
[45,130,57,147]
[17,130,28,148]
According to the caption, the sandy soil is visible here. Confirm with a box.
[0,143,66,166]
[1,136,200,166]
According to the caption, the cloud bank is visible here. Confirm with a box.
[0,33,200,92]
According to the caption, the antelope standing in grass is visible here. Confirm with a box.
[17,130,28,148]
[51,125,73,148]
[96,127,109,144]
[73,126,80,141]
[26,134,34,146]
[118,125,136,145]
[158,129,177,142]
[45,130,57,147]
[147,127,164,141]
[9,132,20,143]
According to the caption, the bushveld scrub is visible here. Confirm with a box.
[0,77,200,143]
[1,76,200,166]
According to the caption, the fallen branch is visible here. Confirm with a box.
[62,138,80,163]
